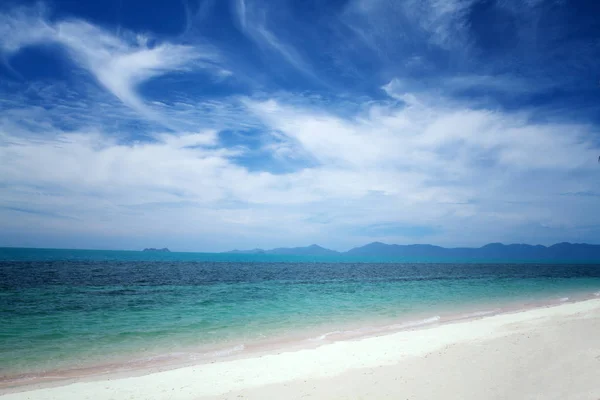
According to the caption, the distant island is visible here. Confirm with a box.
[224,242,600,261]
[226,244,338,256]
[142,248,171,253]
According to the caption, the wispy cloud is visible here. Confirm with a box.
[560,191,600,198]
[341,0,475,58]
[407,0,475,49]
[0,5,221,124]
[232,0,317,80]
[181,0,217,35]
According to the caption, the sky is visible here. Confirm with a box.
[1,0,600,252]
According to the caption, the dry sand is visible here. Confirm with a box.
[3,298,600,400]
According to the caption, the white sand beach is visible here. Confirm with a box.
[3,298,600,400]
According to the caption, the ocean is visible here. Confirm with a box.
[2,247,600,385]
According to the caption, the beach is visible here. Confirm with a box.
[3,298,600,400]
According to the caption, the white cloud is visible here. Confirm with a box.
[248,90,597,174]
[0,6,220,123]
[2,81,599,250]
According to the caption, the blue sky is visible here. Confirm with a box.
[1,0,600,251]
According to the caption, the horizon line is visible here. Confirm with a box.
[2,241,600,254]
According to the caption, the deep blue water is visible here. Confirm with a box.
[1,248,600,378]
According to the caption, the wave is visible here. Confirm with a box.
[387,316,441,330]
[203,344,245,358]
[457,309,500,319]
[309,331,342,341]
[559,297,570,302]
[310,316,441,342]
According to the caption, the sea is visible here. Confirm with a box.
[2,247,600,386]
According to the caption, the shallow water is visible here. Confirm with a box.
[2,248,600,380]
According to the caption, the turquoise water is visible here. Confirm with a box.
[2,248,600,380]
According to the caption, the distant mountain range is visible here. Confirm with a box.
[226,244,338,256]
[224,242,600,261]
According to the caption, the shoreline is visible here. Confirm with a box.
[2,290,600,396]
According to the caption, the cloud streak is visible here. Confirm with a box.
[0,6,220,124]
[233,0,317,80]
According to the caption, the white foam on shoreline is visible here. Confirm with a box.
[387,315,441,330]
[559,297,570,302]
[203,344,245,358]
[456,309,501,319]
[310,331,343,341]
[309,316,441,342]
